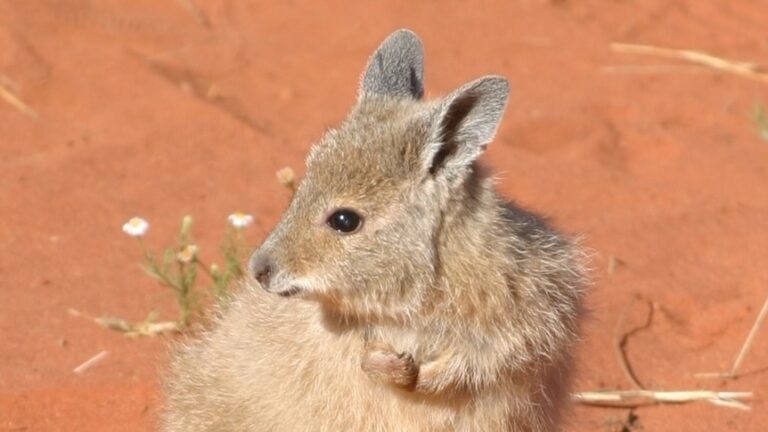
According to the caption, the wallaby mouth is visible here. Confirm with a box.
[276,286,303,298]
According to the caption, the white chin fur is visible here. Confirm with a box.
[273,274,324,297]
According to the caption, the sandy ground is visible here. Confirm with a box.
[1,1,767,430]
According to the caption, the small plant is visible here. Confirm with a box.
[122,213,254,328]
[210,213,254,299]
[76,167,293,336]
[753,102,768,142]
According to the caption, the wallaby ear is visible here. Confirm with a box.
[359,29,424,100]
[423,76,509,179]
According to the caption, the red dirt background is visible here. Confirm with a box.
[2,1,767,431]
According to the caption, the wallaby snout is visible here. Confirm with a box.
[249,247,304,298]
[249,249,272,287]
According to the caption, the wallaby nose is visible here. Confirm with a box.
[249,250,273,287]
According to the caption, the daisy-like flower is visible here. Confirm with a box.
[122,217,149,237]
[176,244,198,264]
[228,212,254,229]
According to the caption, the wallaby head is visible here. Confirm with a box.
[250,29,509,322]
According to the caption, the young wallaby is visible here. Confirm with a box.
[162,29,586,432]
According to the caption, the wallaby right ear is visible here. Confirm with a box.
[358,29,424,101]
[422,76,510,181]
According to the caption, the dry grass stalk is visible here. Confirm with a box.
[601,64,708,75]
[125,320,180,338]
[73,350,109,374]
[573,389,752,411]
[68,308,180,337]
[0,77,38,118]
[696,294,768,379]
[611,43,768,84]
[577,294,759,413]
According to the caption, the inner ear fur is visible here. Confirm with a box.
[425,76,510,178]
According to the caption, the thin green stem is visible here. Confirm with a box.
[137,238,181,291]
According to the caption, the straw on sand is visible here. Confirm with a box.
[610,43,768,84]
[696,294,768,379]
[73,350,109,374]
[573,389,752,411]
[0,77,38,118]
[574,295,758,411]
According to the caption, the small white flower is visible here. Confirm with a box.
[228,212,254,229]
[122,217,149,237]
[176,244,198,263]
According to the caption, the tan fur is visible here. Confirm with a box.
[162,30,586,432]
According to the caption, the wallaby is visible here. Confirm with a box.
[162,29,586,432]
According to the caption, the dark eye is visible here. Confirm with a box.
[327,208,363,234]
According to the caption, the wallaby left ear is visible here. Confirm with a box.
[423,76,510,179]
[359,29,424,101]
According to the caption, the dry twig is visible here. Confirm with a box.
[611,43,768,84]
[601,64,708,75]
[0,76,38,118]
[576,295,757,414]
[573,389,752,411]
[68,308,180,337]
[696,294,768,379]
[73,350,109,374]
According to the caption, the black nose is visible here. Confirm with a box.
[249,250,272,286]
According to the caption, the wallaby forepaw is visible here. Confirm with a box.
[361,343,419,390]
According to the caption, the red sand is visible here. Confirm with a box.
[1,1,767,430]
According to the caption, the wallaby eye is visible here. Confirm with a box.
[327,208,363,234]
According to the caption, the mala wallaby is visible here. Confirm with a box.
[162,29,586,432]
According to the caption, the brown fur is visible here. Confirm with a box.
[162,29,586,432]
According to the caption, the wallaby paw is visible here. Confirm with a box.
[361,343,419,390]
